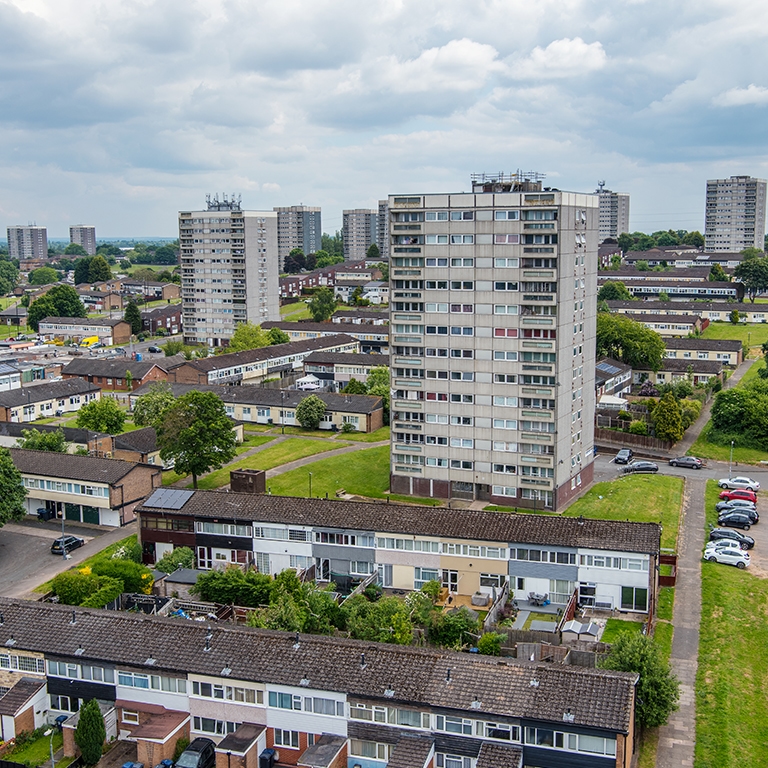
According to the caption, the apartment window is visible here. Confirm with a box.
[426,457,449,467]
[494,257,520,267]
[425,413,449,424]
[425,280,448,289]
[494,305,519,315]
[450,394,474,403]
[494,328,518,338]
[450,371,474,381]
[450,459,473,470]
[495,281,519,291]
[451,280,474,289]
[414,567,440,589]
[451,235,474,244]
[493,419,517,430]
[425,436,448,445]
[450,438,473,448]
[493,441,517,452]
[450,211,474,220]
[494,351,518,361]
[450,304,474,313]
[435,715,473,735]
[450,348,474,358]
[493,464,516,474]
[495,210,520,220]
[451,258,474,266]
[426,325,448,335]
[426,258,449,267]
[269,691,302,710]
[451,415,473,425]
[426,211,449,221]
[426,234,449,244]
[450,326,474,335]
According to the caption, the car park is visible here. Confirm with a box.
[622,460,658,474]
[717,511,758,530]
[175,739,216,768]
[50,536,85,555]
[704,546,750,569]
[709,527,755,549]
[668,456,704,469]
[718,476,760,492]
[715,500,757,514]
[719,488,758,503]
[614,449,633,464]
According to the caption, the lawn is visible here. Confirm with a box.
[696,481,768,767]
[657,586,675,621]
[522,611,558,630]
[688,421,768,465]
[343,426,390,442]
[234,434,275,456]
[193,438,348,490]
[562,475,684,551]
[702,321,768,351]
[278,425,340,439]
[280,301,311,321]
[6,729,67,766]
[267,445,390,499]
[600,618,644,643]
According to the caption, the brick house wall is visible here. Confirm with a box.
[109,465,162,525]
[13,705,34,736]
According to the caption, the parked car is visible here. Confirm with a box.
[709,527,755,549]
[718,476,760,492]
[719,488,758,503]
[614,449,633,464]
[704,539,745,555]
[717,511,758,530]
[175,739,216,768]
[668,456,704,469]
[623,461,659,474]
[704,546,750,569]
[721,506,759,521]
[715,499,757,514]
[50,536,85,555]
[147,345,163,354]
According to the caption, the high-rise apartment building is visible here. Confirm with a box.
[342,208,378,261]
[274,206,321,268]
[596,182,630,241]
[69,225,97,255]
[179,195,279,347]
[705,175,767,252]
[377,199,389,260]
[7,225,47,260]
[389,173,598,511]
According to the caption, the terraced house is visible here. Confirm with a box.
[0,599,639,768]
[137,490,661,616]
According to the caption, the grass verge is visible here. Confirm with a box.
[280,302,311,321]
[267,445,390,499]
[600,618,644,643]
[702,321,768,349]
[343,426,391,442]
[7,730,65,766]
[657,586,675,621]
[688,421,768,465]
[695,479,768,767]
[277,426,340,438]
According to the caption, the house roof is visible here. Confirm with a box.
[664,337,743,352]
[10,448,141,484]
[141,305,181,318]
[138,489,661,555]
[594,358,632,387]
[598,267,715,279]
[606,300,753,312]
[0,677,46,716]
[177,335,358,374]
[39,317,129,328]
[217,723,266,754]
[303,351,389,367]
[476,743,523,768]
[0,421,108,444]
[333,310,388,320]
[114,427,159,455]
[659,359,723,373]
[130,383,383,415]
[0,379,100,408]
[63,358,163,380]
[297,734,347,767]
[0,362,20,376]
[387,734,435,768]
[620,313,702,324]
[0,599,638,734]
[262,321,389,336]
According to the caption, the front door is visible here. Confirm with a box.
[442,570,459,592]
[197,547,213,570]
[317,558,331,582]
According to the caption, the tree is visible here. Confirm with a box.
[28,266,59,285]
[597,281,633,302]
[366,366,390,424]
[343,378,367,394]
[0,448,27,527]
[284,249,306,274]
[193,565,273,606]
[163,340,186,356]
[682,230,705,248]
[304,253,317,271]
[91,558,154,594]
[426,607,478,648]
[157,391,237,488]
[375,261,389,282]
[343,595,413,645]
[366,243,380,260]
[477,632,504,656]
[64,243,88,256]
[88,254,112,282]
[155,546,195,573]
[0,260,19,295]
[296,395,326,430]
[658,291,670,302]
[124,300,142,335]
[730,309,740,324]
[652,391,685,442]
[73,257,94,285]
[308,287,337,322]
[635,260,650,271]
[734,255,768,302]
[265,327,289,345]
[601,633,679,729]
[74,699,106,766]
[133,383,176,427]
[596,314,665,371]
[17,427,68,452]
[27,285,86,331]
[617,233,634,252]
[76,398,126,434]
[153,245,179,265]
[708,263,728,282]
[228,322,269,352]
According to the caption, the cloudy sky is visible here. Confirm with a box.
[1,0,767,238]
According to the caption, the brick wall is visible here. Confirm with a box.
[109,465,162,525]
[14,705,34,736]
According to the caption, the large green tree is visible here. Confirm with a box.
[28,266,59,285]
[366,243,380,260]
[74,699,106,766]
[295,395,326,430]
[0,448,27,527]
[88,254,112,282]
[17,428,68,452]
[228,322,269,352]
[64,243,88,257]
[73,257,94,285]
[734,254,768,302]
[76,398,126,434]
[308,287,337,322]
[0,260,19,295]
[27,285,86,331]
[597,281,633,302]
[601,633,679,729]
[155,546,195,573]
[682,230,704,248]
[596,313,665,371]
[267,327,290,345]
[124,300,142,335]
[710,379,768,449]
[132,382,176,427]
[652,391,685,442]
[708,263,728,282]
[366,366,391,424]
[157,391,237,488]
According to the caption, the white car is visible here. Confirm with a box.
[704,540,745,555]
[704,546,750,569]
[719,476,760,492]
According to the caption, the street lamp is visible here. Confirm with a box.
[44,729,55,768]
[309,472,313,498]
[729,440,734,479]
[280,391,285,435]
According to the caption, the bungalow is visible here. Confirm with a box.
[0,362,21,392]
[0,379,100,423]
[121,280,181,302]
[0,305,27,327]
[606,300,768,324]
[303,351,389,387]
[0,422,113,455]
[595,358,632,404]
[633,358,724,387]
[597,278,742,302]
[141,304,182,336]
[332,309,389,325]
[10,448,161,526]
[664,338,743,366]
[617,313,705,337]
[38,317,133,346]
[61,356,185,392]
[261,321,389,354]
[167,335,359,386]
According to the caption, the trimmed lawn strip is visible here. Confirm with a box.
[195,438,349,490]
[343,426,391,442]
[242,423,274,433]
[653,621,673,663]
[387,493,443,507]
[280,302,311,321]
[600,618,644,643]
[7,730,64,765]
[695,480,768,767]
[636,730,659,768]
[689,421,768,465]
[234,434,275,456]
[278,426,340,439]
[657,587,675,621]
[34,534,138,593]
[522,611,557,630]
[268,445,390,499]
[702,322,768,349]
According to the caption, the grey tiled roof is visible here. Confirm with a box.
[476,743,523,768]
[0,677,46,716]
[606,300,752,312]
[138,489,661,555]
[0,422,108,443]
[0,379,100,408]
[10,448,139,484]
[387,734,435,768]
[114,427,158,455]
[664,337,743,351]
[40,316,128,327]
[0,599,637,734]
[262,321,389,336]
[659,359,722,373]
[303,351,389,366]
[62,359,164,380]
[620,313,703,324]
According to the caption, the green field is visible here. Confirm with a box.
[600,618,644,643]
[702,321,768,350]
[280,301,311,321]
[267,444,390,499]
[657,586,675,622]
[695,480,768,767]
[342,426,390,442]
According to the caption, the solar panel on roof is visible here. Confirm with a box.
[144,488,194,510]
[596,362,621,375]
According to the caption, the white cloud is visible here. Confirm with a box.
[715,84,768,107]
[507,38,607,80]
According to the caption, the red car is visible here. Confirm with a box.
[719,488,758,503]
